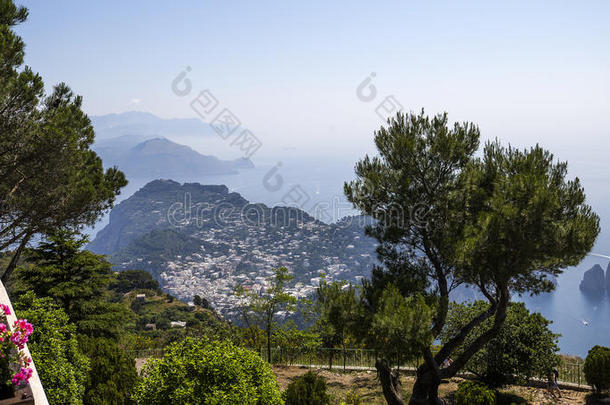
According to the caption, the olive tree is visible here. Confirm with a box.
[345,111,599,404]
[314,278,358,370]
[235,266,297,363]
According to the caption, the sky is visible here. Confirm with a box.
[14,0,610,163]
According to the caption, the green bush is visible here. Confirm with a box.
[15,292,89,405]
[496,391,527,405]
[109,270,160,294]
[133,337,282,404]
[454,381,496,405]
[343,388,362,405]
[584,345,610,393]
[284,371,331,405]
[441,301,560,387]
[78,336,138,405]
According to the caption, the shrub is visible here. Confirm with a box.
[110,270,160,294]
[284,371,331,405]
[584,345,610,393]
[496,391,527,405]
[454,381,496,405]
[133,337,282,404]
[441,301,560,387]
[343,388,362,405]
[78,336,138,405]
[15,292,89,404]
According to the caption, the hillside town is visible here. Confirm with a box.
[92,180,378,319]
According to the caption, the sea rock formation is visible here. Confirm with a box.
[579,264,606,293]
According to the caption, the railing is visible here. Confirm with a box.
[557,359,585,387]
[259,347,435,371]
[130,346,589,388]
[260,347,588,388]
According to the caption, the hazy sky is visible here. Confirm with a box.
[15,0,610,161]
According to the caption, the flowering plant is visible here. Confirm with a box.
[0,303,33,398]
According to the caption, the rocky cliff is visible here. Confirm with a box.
[579,264,607,293]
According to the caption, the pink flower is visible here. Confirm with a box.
[8,319,33,350]
[11,368,32,385]
[0,304,10,316]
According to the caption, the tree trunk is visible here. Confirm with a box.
[409,366,444,405]
[1,232,31,282]
[266,327,271,363]
[329,350,333,370]
[375,358,404,405]
[408,286,510,405]
[343,343,346,370]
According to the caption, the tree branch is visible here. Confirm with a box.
[442,286,510,378]
[0,227,29,251]
[1,231,32,282]
[422,346,441,380]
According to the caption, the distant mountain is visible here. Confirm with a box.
[90,111,215,139]
[88,180,378,318]
[93,137,253,179]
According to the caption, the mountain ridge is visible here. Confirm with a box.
[89,180,378,318]
[93,137,254,179]
[90,111,216,139]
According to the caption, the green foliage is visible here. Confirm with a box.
[236,266,297,362]
[193,294,212,310]
[109,270,160,294]
[456,141,600,293]
[78,336,138,405]
[133,337,282,405]
[112,229,204,278]
[314,278,357,368]
[19,230,112,305]
[495,392,527,405]
[0,0,126,280]
[370,284,432,367]
[440,301,560,387]
[13,231,139,403]
[272,321,321,364]
[16,230,131,338]
[454,381,496,405]
[284,371,331,405]
[14,292,89,405]
[342,389,362,405]
[345,111,481,307]
[583,345,610,393]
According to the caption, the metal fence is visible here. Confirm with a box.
[259,347,588,388]
[260,347,438,372]
[130,346,589,388]
[557,359,585,387]
[260,347,378,370]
